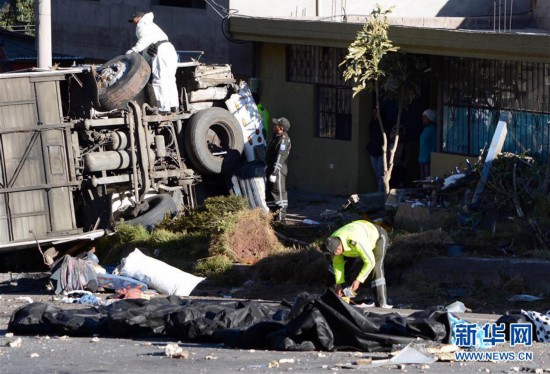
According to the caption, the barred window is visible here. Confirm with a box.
[442,57,550,161]
[317,86,352,140]
[287,45,349,85]
[288,45,352,140]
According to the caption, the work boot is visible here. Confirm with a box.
[278,207,287,224]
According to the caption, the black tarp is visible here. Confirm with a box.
[8,289,452,352]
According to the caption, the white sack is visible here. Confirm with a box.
[120,248,204,296]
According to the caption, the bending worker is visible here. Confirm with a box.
[127,11,179,114]
[322,220,392,308]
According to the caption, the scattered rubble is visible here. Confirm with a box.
[164,343,189,359]
[6,337,22,348]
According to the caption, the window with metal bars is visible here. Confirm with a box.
[287,45,352,140]
[317,85,352,140]
[442,57,550,161]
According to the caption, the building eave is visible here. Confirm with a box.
[229,16,550,62]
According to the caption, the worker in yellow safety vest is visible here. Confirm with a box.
[322,220,392,308]
[253,93,270,139]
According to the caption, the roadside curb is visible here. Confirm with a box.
[399,256,550,294]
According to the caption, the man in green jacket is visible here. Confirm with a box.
[322,220,392,308]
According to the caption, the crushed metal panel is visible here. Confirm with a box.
[0,165,6,240]
[34,78,77,233]
[181,64,235,90]
[0,74,78,245]
[0,77,50,242]
[0,229,105,253]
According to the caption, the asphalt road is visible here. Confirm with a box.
[0,287,548,374]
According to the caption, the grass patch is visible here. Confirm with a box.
[392,271,447,306]
[252,247,329,286]
[195,255,233,278]
[386,229,452,268]
[159,195,249,235]
[94,195,285,282]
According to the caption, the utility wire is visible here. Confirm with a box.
[204,0,247,43]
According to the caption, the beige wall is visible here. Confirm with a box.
[257,43,377,195]
[230,0,532,21]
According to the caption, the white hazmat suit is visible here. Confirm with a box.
[126,12,179,113]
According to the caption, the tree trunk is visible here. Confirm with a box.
[375,80,390,195]
[382,98,403,195]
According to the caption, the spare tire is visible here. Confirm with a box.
[184,107,244,174]
[117,194,177,230]
[95,53,151,111]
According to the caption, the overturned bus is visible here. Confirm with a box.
[0,52,267,253]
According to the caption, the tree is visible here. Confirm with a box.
[341,5,430,194]
[340,4,398,195]
[0,0,35,35]
[379,52,430,189]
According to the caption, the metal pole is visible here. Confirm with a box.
[37,0,52,69]
[504,0,507,32]
[498,0,501,32]
[509,0,514,30]
[493,1,497,32]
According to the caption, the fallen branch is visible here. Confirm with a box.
[512,162,524,218]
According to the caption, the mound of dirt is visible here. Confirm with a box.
[211,209,285,264]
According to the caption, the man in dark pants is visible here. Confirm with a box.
[322,220,392,308]
[265,117,291,223]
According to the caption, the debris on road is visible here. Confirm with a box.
[14,297,33,304]
[118,248,204,296]
[445,301,470,313]
[279,358,295,364]
[6,337,22,348]
[164,343,189,359]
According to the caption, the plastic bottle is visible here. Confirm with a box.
[342,287,357,298]
[303,219,320,225]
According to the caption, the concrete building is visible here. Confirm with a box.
[50,0,253,76]
[50,0,550,195]
[228,0,550,194]
[0,27,84,71]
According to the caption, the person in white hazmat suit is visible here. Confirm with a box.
[127,11,179,114]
